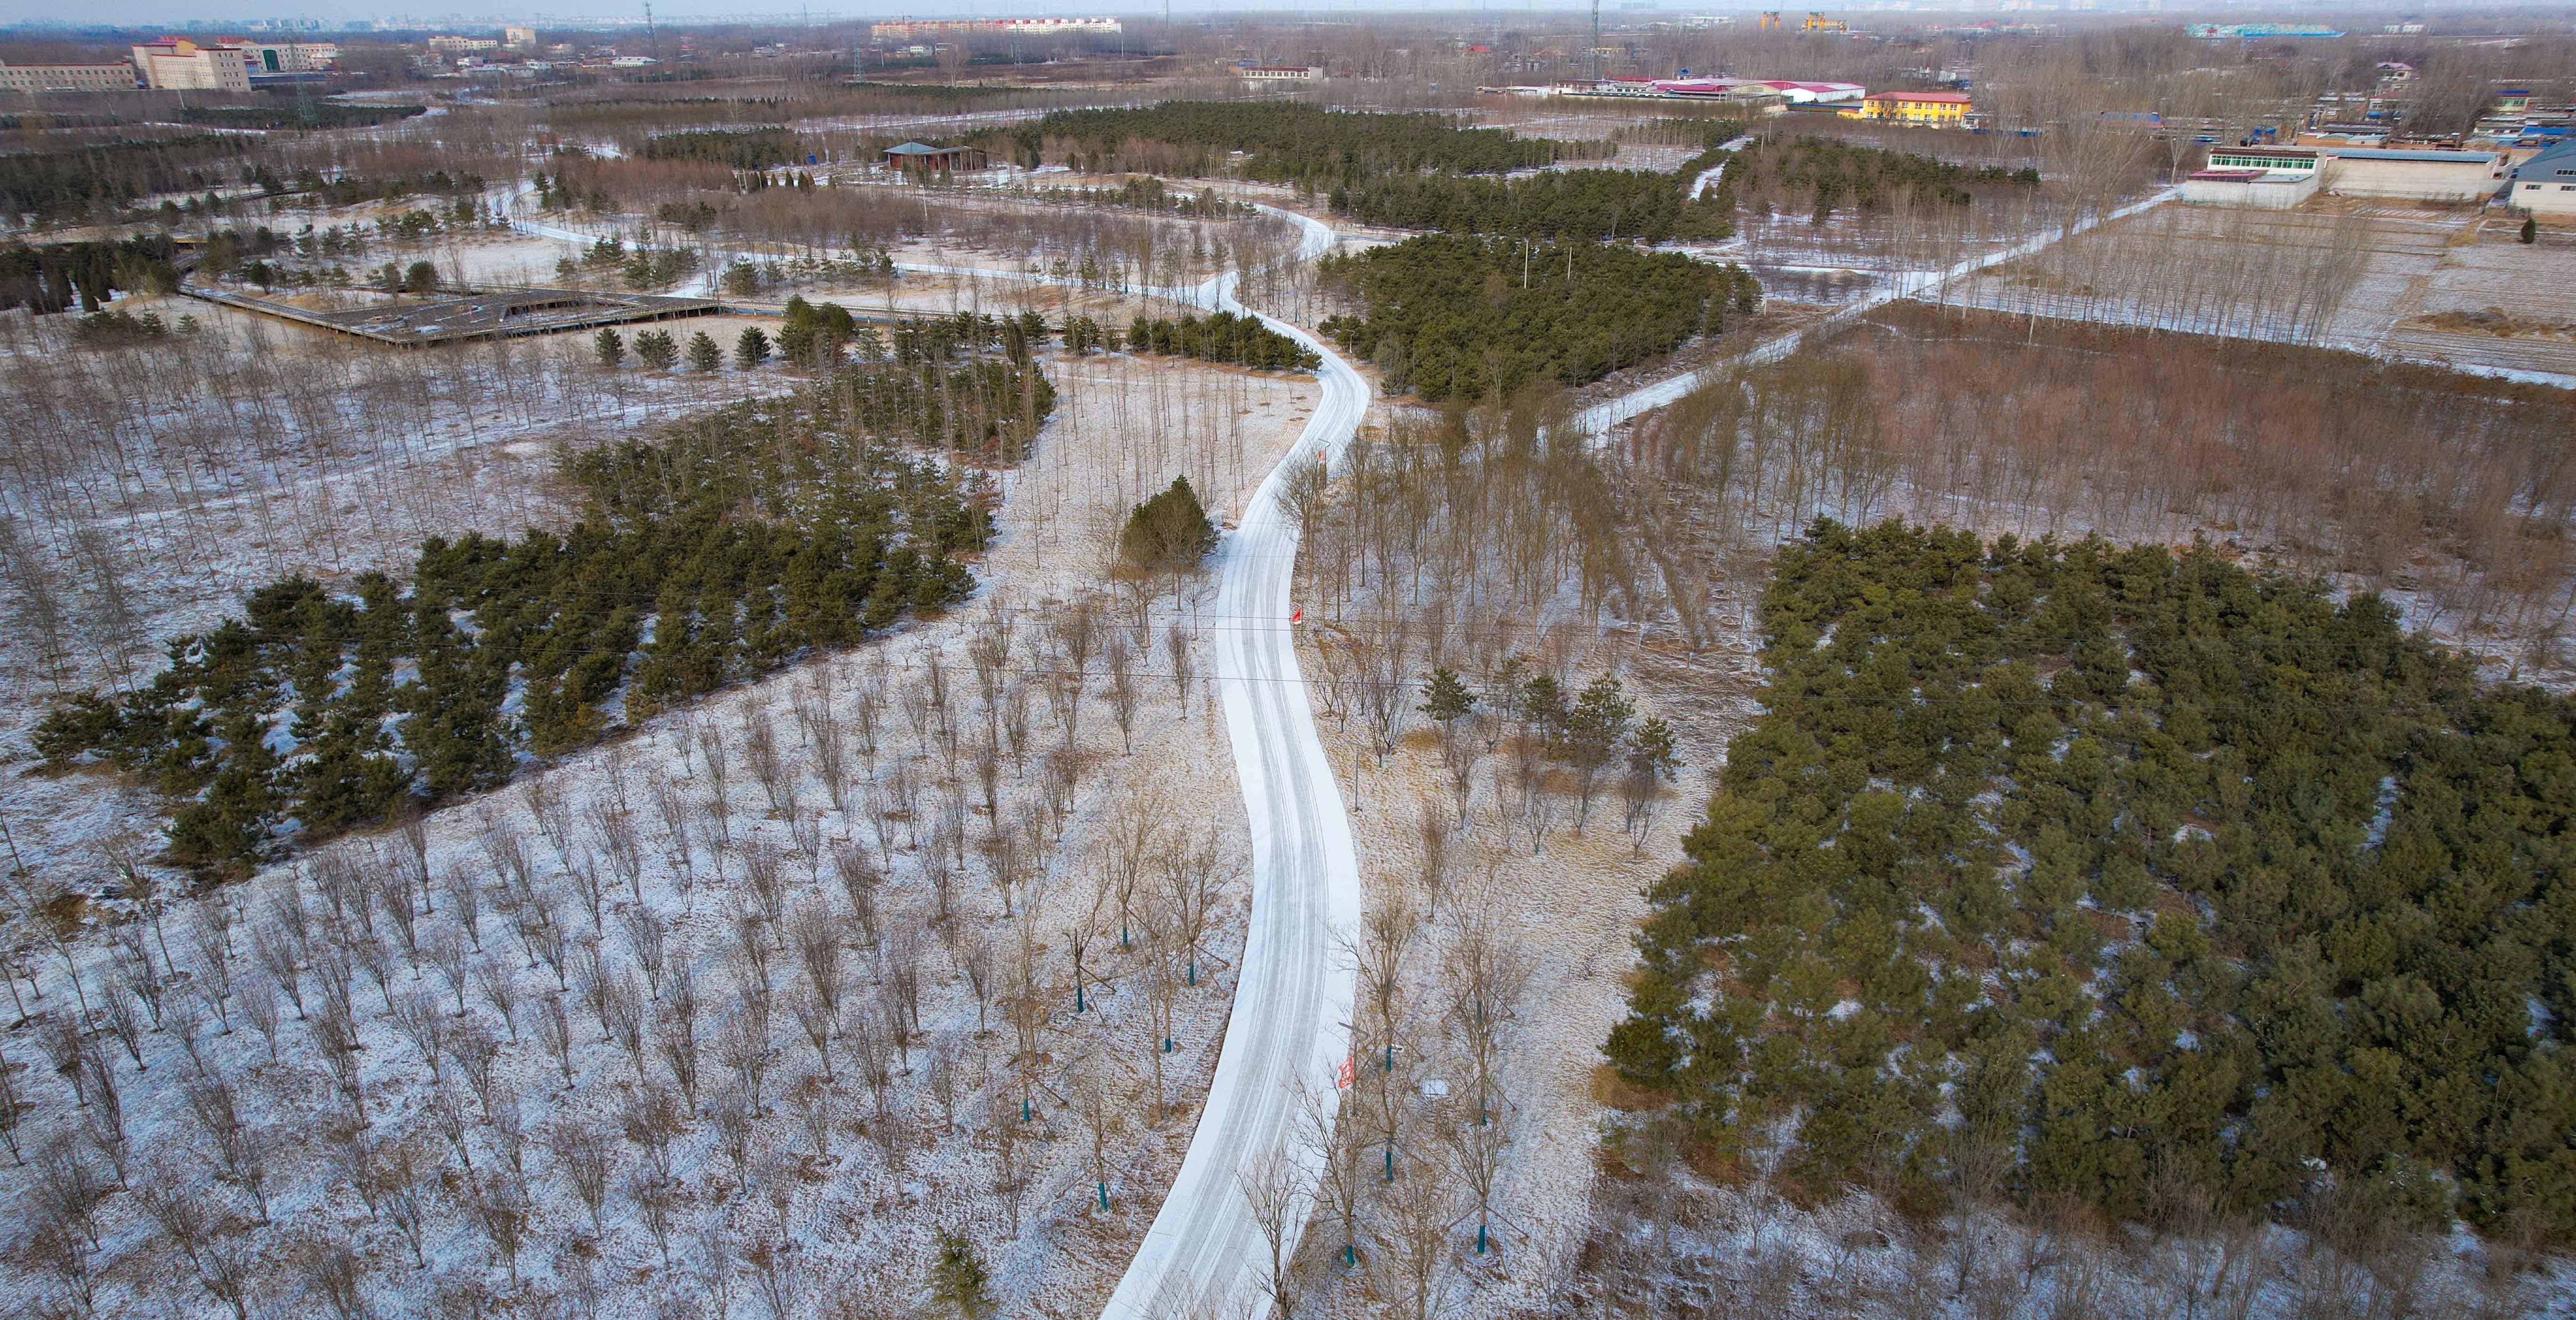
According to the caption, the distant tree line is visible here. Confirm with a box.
[1006,101,1605,187]
[0,135,249,224]
[1318,233,1755,401]
[176,102,427,131]
[1720,134,2040,219]
[294,167,489,208]
[639,127,801,169]
[33,362,1025,871]
[1607,520,2576,1242]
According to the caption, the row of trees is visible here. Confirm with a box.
[1329,168,1736,245]
[1007,102,1606,189]
[1317,234,1753,402]
[1016,177,1256,220]
[1606,520,2576,1242]
[32,360,1016,869]
[1121,311,1320,374]
[1715,134,2040,221]
[294,168,490,209]
[0,135,249,225]
[637,128,801,170]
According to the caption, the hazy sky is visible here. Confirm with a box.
[0,1,1513,29]
[0,0,1572,31]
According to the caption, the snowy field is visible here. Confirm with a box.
[0,290,1327,1318]
[1945,202,2576,382]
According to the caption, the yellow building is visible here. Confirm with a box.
[1757,12,1781,30]
[1802,12,1849,32]
[1846,90,1972,126]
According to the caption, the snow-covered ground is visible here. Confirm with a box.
[0,286,1333,1317]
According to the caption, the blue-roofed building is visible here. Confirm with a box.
[2510,139,2576,217]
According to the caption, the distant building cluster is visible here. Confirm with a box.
[866,16,1120,42]
[0,35,338,95]
[1238,64,1322,84]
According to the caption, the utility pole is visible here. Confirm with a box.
[1591,0,1602,82]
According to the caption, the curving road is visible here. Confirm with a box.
[504,181,1371,1319]
[508,178,2190,1316]
[1097,206,1368,1320]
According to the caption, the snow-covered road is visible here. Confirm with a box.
[1097,207,1368,1320]
[1565,187,2183,438]
[515,179,1377,1317]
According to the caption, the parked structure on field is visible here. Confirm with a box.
[882,141,988,172]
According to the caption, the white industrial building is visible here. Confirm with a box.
[2511,140,2576,217]
[2319,148,2507,202]
[2182,144,2510,208]
[2182,166,2320,209]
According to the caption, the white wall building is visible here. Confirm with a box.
[0,59,139,93]
[2319,148,2506,202]
[2510,140,2576,217]
[130,39,251,92]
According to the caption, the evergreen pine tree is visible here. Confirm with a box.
[1117,475,1218,574]
[687,330,724,371]
[1419,665,1475,723]
[735,325,772,369]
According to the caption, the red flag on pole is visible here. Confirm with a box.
[1291,608,1303,625]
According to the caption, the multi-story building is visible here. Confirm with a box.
[130,38,252,92]
[506,26,539,51]
[0,59,140,94]
[1240,64,1322,83]
[1846,90,1972,126]
[226,39,338,74]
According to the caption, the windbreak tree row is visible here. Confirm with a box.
[638,127,802,169]
[1318,233,1756,402]
[34,357,1040,873]
[1010,101,1604,187]
[1716,134,2041,219]
[1329,167,1737,244]
[1123,310,1320,373]
[1606,520,2576,1241]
